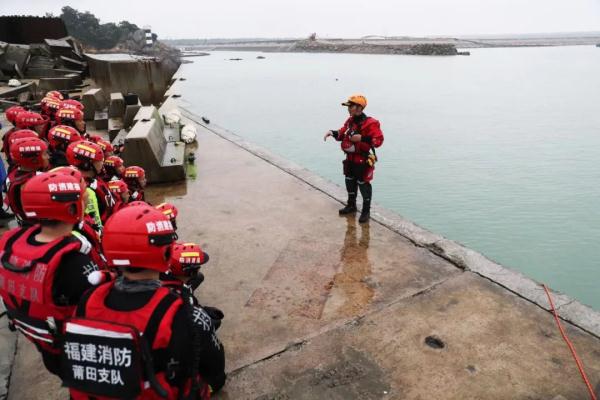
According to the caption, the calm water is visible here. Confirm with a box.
[178,46,600,309]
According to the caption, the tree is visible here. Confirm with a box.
[59,6,140,49]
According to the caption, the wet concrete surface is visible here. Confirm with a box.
[1,115,600,398]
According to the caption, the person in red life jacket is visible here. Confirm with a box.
[3,129,40,179]
[40,96,62,122]
[2,106,26,160]
[62,205,226,399]
[56,107,86,136]
[161,242,224,331]
[47,125,82,168]
[96,139,114,158]
[6,137,50,226]
[156,202,178,230]
[59,99,84,111]
[324,94,384,223]
[102,155,125,182]
[0,170,98,375]
[51,166,109,270]
[107,179,130,213]
[15,110,51,141]
[45,90,64,100]
[66,140,115,229]
[123,166,147,202]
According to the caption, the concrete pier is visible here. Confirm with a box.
[2,81,600,399]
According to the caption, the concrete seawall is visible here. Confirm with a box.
[2,65,600,399]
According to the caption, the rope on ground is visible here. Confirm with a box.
[543,284,597,400]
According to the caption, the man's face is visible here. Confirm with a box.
[92,160,104,174]
[347,103,363,116]
[41,150,50,169]
[33,124,45,135]
[75,119,86,132]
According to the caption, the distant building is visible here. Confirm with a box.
[143,25,154,47]
[0,16,68,44]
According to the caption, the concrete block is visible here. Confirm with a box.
[0,43,30,75]
[0,81,36,100]
[94,110,108,130]
[123,102,141,129]
[108,117,123,141]
[163,124,181,143]
[108,92,125,118]
[121,118,185,183]
[38,77,74,91]
[111,129,128,151]
[132,106,163,130]
[123,93,139,105]
[65,73,83,86]
[82,88,105,120]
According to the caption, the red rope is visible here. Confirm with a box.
[543,284,597,400]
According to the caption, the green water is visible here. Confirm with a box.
[178,46,600,309]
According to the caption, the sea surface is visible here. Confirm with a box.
[177,46,600,309]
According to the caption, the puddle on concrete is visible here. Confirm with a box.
[326,217,375,318]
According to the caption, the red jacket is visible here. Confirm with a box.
[334,114,384,164]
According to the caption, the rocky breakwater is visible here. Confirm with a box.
[289,39,463,55]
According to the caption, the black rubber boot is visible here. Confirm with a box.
[358,182,372,223]
[340,177,358,215]
[339,200,357,215]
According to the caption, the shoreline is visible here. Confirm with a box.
[180,105,600,339]
[175,35,600,55]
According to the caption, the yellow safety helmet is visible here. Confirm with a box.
[341,94,367,109]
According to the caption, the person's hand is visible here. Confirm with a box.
[324,131,333,141]
[350,134,362,143]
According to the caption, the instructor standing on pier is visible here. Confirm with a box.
[324,94,384,223]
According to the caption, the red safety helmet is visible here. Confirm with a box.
[87,135,102,143]
[155,202,178,222]
[59,99,84,111]
[124,166,145,182]
[41,96,61,115]
[127,201,149,208]
[96,139,114,155]
[169,242,209,276]
[8,129,39,147]
[55,108,84,125]
[49,165,84,178]
[48,125,82,149]
[5,106,26,124]
[108,179,129,195]
[10,137,48,170]
[46,90,64,100]
[21,170,86,224]
[66,140,104,171]
[15,111,49,130]
[103,205,177,271]
[104,155,124,169]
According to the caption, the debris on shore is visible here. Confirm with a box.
[289,39,464,56]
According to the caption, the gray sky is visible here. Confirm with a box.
[2,0,600,39]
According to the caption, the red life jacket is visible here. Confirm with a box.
[338,116,383,164]
[66,281,197,400]
[86,177,115,224]
[6,169,37,225]
[0,226,85,352]
[74,217,107,270]
[1,127,17,160]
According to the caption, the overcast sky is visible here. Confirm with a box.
[2,0,600,39]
